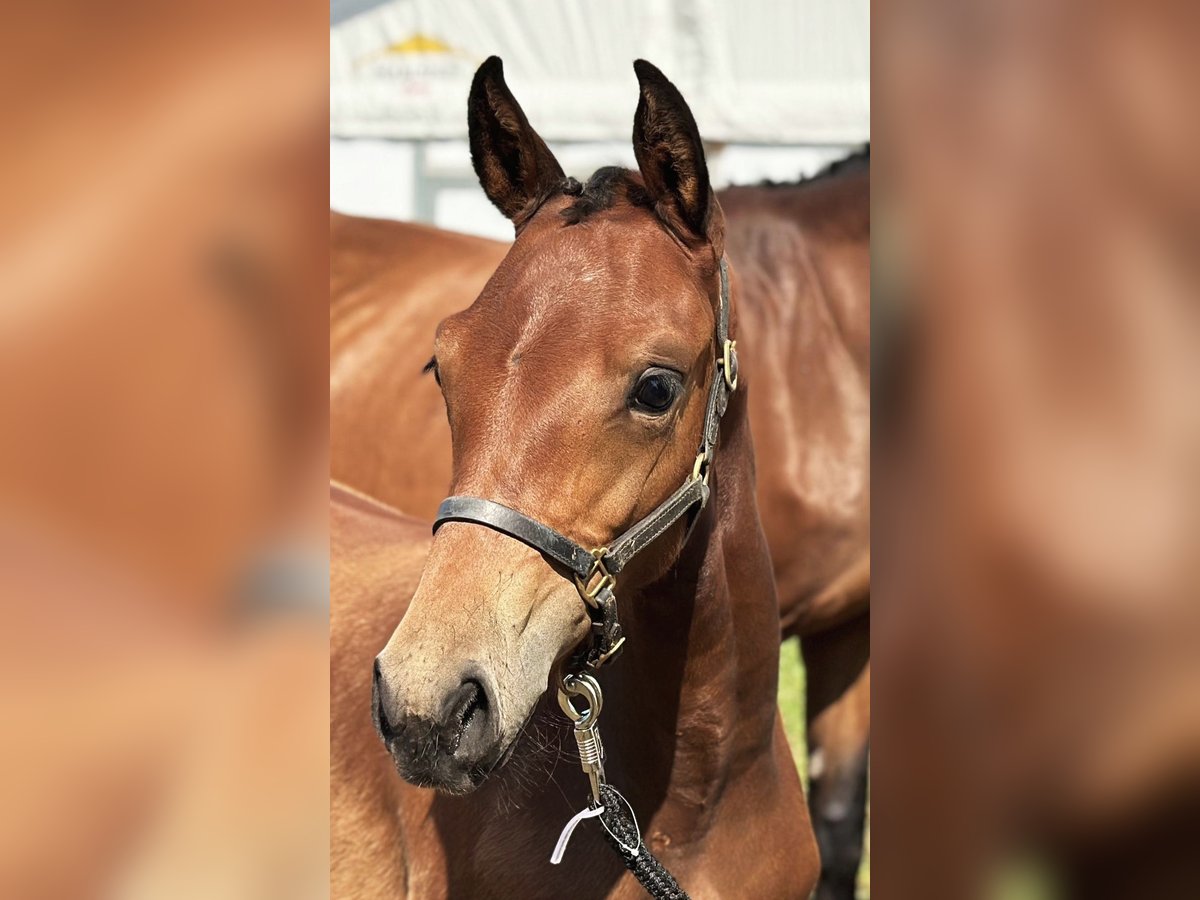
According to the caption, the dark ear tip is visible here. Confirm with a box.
[476,55,504,81]
[633,59,666,87]
[470,56,505,101]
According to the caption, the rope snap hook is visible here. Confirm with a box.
[558,673,606,807]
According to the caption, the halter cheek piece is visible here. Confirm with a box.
[432,259,737,672]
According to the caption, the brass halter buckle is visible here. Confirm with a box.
[721,339,739,391]
[691,449,711,486]
[574,547,614,610]
[589,634,626,669]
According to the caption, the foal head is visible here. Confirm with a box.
[374,59,728,793]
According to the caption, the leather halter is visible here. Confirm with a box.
[433,259,738,671]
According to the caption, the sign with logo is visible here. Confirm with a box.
[331,0,869,144]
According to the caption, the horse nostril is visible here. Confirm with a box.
[372,660,398,741]
[446,677,491,753]
[461,678,488,723]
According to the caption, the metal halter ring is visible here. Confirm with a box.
[691,449,710,485]
[722,339,739,391]
[557,672,603,725]
[589,635,626,670]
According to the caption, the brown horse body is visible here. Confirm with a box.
[331,155,870,895]
[330,483,429,899]
[330,217,506,517]
[719,166,870,898]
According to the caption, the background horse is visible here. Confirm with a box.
[332,152,870,897]
[330,482,430,899]
[335,58,819,897]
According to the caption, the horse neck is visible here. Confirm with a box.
[600,383,782,838]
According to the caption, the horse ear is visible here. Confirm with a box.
[468,56,564,224]
[631,60,718,249]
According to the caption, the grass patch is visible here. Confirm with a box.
[779,636,808,774]
[779,636,870,898]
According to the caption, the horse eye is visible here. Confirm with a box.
[631,369,680,414]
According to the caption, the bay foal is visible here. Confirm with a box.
[336,59,818,898]
[331,162,871,896]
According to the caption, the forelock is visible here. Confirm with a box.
[559,167,652,225]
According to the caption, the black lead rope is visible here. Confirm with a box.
[598,785,690,900]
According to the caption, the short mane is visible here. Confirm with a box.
[756,144,870,190]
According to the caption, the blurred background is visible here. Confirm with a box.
[330,0,869,236]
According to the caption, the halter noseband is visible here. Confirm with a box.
[432,259,737,672]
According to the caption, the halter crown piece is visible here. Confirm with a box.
[430,259,736,900]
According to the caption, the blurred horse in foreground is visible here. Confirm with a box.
[873,0,1200,895]
[0,4,329,894]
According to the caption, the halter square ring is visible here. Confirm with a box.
[721,339,739,390]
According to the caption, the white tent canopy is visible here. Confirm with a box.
[331,0,869,144]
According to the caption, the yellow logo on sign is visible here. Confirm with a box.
[386,34,453,55]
